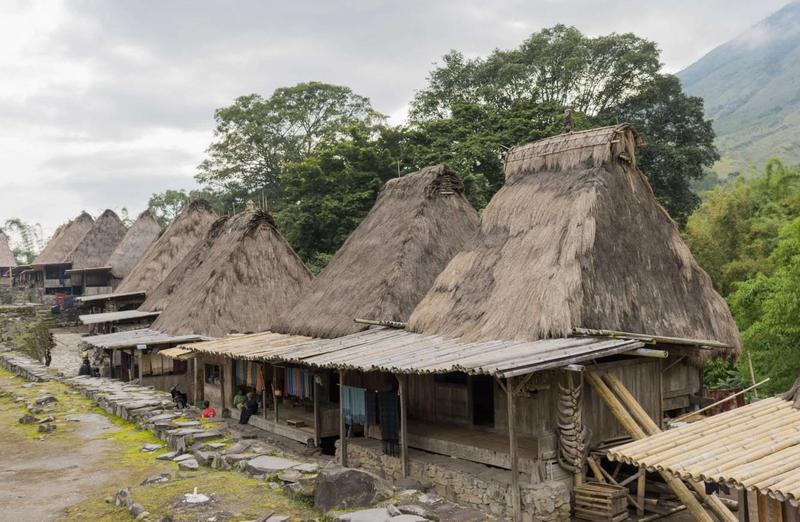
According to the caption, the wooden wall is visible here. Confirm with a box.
[662,354,701,413]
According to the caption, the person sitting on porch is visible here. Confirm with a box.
[238,392,259,425]
[201,401,217,419]
[78,358,91,376]
[232,387,247,410]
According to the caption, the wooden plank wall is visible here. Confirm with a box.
[662,357,701,412]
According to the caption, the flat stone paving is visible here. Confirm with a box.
[50,331,84,377]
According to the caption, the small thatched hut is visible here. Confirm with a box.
[273,164,480,339]
[0,232,16,285]
[32,211,94,266]
[409,125,740,359]
[148,209,312,338]
[106,210,162,280]
[66,209,127,270]
[115,200,218,295]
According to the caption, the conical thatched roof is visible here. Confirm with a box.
[273,164,480,339]
[106,210,162,279]
[116,200,218,295]
[33,212,94,265]
[66,210,127,269]
[408,125,741,362]
[0,232,16,268]
[148,209,312,338]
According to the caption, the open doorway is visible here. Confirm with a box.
[472,375,494,427]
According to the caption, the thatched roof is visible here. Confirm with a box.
[783,376,800,409]
[408,125,741,363]
[66,210,127,269]
[148,209,312,338]
[115,200,218,295]
[106,210,162,279]
[0,232,16,268]
[32,212,94,265]
[273,164,480,339]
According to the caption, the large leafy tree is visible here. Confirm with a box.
[196,82,384,204]
[409,25,716,220]
[1,218,43,264]
[275,124,406,271]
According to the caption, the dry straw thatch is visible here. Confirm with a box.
[274,164,480,339]
[408,124,741,362]
[148,209,312,337]
[106,210,162,279]
[0,232,16,268]
[66,209,127,269]
[116,200,218,295]
[32,211,94,265]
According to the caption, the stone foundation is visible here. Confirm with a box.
[343,438,571,521]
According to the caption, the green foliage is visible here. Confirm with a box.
[1,218,43,264]
[703,358,747,390]
[685,159,800,296]
[15,314,55,363]
[147,188,222,229]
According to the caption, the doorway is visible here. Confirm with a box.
[472,375,494,426]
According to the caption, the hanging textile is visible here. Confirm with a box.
[365,390,378,426]
[378,391,399,455]
[256,364,265,393]
[342,385,367,425]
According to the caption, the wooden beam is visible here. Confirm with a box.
[261,364,268,420]
[586,455,607,484]
[339,369,347,467]
[397,374,409,479]
[507,377,521,522]
[313,374,321,447]
[637,466,646,517]
[272,365,278,423]
[629,348,668,359]
[602,373,738,522]
[583,372,713,522]
[193,357,199,407]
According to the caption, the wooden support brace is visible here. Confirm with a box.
[507,377,522,522]
[584,371,713,522]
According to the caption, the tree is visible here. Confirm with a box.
[1,218,43,264]
[148,189,194,229]
[197,82,384,204]
[409,26,715,220]
[275,124,405,271]
[598,74,719,224]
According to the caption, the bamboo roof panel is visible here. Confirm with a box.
[608,397,800,505]
[83,327,211,349]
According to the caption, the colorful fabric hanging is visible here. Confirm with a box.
[342,385,367,425]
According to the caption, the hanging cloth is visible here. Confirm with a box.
[365,390,378,426]
[342,385,367,425]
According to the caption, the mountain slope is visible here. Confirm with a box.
[678,1,800,174]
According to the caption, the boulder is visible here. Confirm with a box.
[334,508,393,522]
[18,414,39,424]
[314,463,392,513]
[173,454,194,462]
[178,458,199,471]
[141,473,171,485]
[392,516,429,522]
[156,451,179,461]
[115,488,134,508]
[142,443,162,452]
[38,424,56,433]
[398,505,431,518]
[277,469,303,483]
[246,455,300,475]
[192,450,216,466]
[34,395,57,406]
[293,462,319,474]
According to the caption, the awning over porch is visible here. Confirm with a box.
[607,396,800,506]
[79,309,161,325]
[182,326,645,378]
[158,346,197,360]
[75,291,146,304]
[83,327,212,349]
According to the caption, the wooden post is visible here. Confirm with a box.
[136,349,143,381]
[397,374,409,479]
[602,373,738,522]
[507,376,521,522]
[636,466,646,517]
[737,489,748,522]
[314,374,321,447]
[584,372,713,522]
[220,361,226,412]
[261,364,268,420]
[193,357,199,407]
[339,369,348,467]
[272,365,279,423]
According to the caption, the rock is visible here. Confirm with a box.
[135,512,149,521]
[192,450,216,466]
[398,505,430,518]
[37,416,55,424]
[418,492,443,505]
[192,430,224,442]
[245,455,300,475]
[396,478,430,492]
[129,503,146,517]
[277,469,303,483]
[157,451,179,461]
[387,504,402,516]
[115,488,133,508]
[223,440,252,455]
[142,443,162,452]
[292,462,319,473]
[283,482,308,499]
[18,414,39,424]
[156,516,173,522]
[173,453,194,462]
[391,516,429,522]
[141,473,171,485]
[34,395,57,406]
[38,424,56,433]
[178,458,199,471]
[265,516,290,522]
[334,508,393,522]
[314,463,392,513]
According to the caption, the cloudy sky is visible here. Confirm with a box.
[0,0,790,244]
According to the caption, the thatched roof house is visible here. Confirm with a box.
[106,210,161,279]
[273,164,480,339]
[115,200,218,295]
[408,125,741,360]
[66,209,127,269]
[147,209,312,338]
[32,211,94,265]
[0,232,16,268]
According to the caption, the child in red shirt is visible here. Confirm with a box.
[201,400,217,419]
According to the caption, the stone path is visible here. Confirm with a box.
[50,330,84,377]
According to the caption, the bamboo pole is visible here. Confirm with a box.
[507,376,521,522]
[673,378,770,422]
[584,372,713,522]
[602,373,738,522]
[749,353,758,399]
[272,366,279,423]
[397,374,409,479]
[313,374,321,447]
[637,466,646,516]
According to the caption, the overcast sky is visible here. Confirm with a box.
[0,0,791,245]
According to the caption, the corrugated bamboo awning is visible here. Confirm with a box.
[181,327,644,378]
[159,346,196,360]
[607,397,800,506]
[75,291,146,304]
[83,328,211,349]
[79,310,161,325]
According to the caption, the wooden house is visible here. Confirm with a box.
[64,209,127,295]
